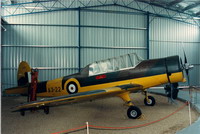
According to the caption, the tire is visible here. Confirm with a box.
[20,110,25,116]
[44,107,49,114]
[127,106,142,119]
[144,96,156,106]
[67,82,78,94]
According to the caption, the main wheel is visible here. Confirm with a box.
[144,96,156,106]
[44,106,49,114]
[127,106,142,119]
[67,82,78,94]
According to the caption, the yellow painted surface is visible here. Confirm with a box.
[79,72,184,92]
[17,61,31,80]
[15,86,125,110]
[37,77,64,96]
[5,86,28,94]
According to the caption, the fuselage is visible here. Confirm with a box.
[36,55,185,97]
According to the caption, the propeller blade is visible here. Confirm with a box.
[182,50,192,85]
[183,50,188,64]
[180,58,184,70]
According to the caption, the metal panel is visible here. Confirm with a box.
[80,27,146,47]
[1,70,18,91]
[2,47,78,68]
[2,25,78,46]
[81,10,146,28]
[150,17,200,42]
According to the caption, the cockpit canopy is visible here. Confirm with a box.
[89,53,143,76]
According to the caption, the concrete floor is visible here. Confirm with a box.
[1,93,199,134]
[149,88,200,134]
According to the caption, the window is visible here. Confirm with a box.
[89,53,143,76]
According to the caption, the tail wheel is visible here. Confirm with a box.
[127,106,142,119]
[144,96,156,106]
[44,106,49,114]
[20,110,25,116]
[67,82,78,94]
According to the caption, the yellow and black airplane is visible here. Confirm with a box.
[5,53,192,119]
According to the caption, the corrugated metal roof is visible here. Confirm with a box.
[1,0,200,18]
[136,0,200,17]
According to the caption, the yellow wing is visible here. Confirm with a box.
[12,84,143,112]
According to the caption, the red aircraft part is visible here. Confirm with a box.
[96,74,106,80]
[29,70,38,102]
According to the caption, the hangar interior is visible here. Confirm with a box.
[1,0,200,134]
[1,0,200,90]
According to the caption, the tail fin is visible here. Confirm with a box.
[17,61,31,86]
[4,61,31,95]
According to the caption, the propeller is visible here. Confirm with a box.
[165,51,194,102]
[182,51,194,126]
[183,51,194,86]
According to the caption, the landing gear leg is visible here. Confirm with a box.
[118,92,142,119]
[143,90,156,106]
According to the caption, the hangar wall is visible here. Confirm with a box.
[1,5,200,91]
[2,11,79,90]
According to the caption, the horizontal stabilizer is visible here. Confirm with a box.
[5,86,28,95]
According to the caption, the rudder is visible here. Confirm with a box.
[17,61,31,86]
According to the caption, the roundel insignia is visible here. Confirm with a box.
[67,82,78,94]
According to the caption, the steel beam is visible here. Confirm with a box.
[1,67,79,70]
[196,11,200,16]
[4,23,147,30]
[167,0,184,7]
[116,4,199,27]
[2,0,56,6]
[78,7,81,72]
[81,46,147,50]
[1,45,78,48]
[182,2,200,12]
[2,45,147,50]
[146,12,150,59]
[2,0,200,27]
[81,8,145,15]
[134,0,198,18]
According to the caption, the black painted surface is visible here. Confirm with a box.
[36,81,47,93]
[36,55,182,94]
[61,55,182,88]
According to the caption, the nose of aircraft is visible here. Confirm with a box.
[181,52,194,85]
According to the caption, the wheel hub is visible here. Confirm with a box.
[130,110,137,117]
